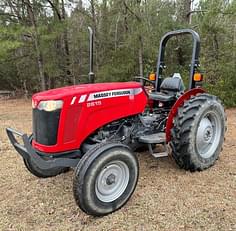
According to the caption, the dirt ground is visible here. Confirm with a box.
[0,99,235,231]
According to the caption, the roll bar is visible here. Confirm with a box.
[155,29,201,91]
[88,26,95,83]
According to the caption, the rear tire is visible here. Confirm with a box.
[170,93,226,171]
[73,142,139,216]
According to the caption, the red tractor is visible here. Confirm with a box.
[7,28,226,216]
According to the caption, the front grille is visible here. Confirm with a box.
[33,108,61,145]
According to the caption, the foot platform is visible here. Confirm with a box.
[138,132,166,144]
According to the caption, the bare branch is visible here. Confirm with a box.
[6,0,22,21]
[187,10,236,17]
[123,0,141,22]
[0,12,19,18]
[46,0,62,20]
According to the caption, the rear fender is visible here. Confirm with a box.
[166,88,205,142]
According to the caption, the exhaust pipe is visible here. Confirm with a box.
[88,26,95,83]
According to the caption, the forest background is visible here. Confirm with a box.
[0,0,235,106]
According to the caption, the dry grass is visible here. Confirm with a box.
[0,99,235,231]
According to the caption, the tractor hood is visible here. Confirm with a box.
[32,82,143,104]
[31,81,148,153]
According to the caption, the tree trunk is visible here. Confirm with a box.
[122,1,129,33]
[46,0,72,85]
[115,14,120,50]
[90,0,98,72]
[178,0,192,24]
[25,0,46,91]
[234,24,236,67]
[23,80,28,99]
[138,36,144,77]
[61,0,73,84]
[90,0,97,36]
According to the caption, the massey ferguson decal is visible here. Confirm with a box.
[93,90,131,99]
[87,88,142,101]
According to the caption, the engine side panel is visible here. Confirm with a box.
[32,82,147,153]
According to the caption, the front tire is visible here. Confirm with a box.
[73,142,139,216]
[171,93,226,171]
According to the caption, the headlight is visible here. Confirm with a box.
[37,100,63,112]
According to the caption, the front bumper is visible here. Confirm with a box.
[6,128,80,169]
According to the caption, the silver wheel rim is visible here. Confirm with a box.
[95,160,129,203]
[196,111,222,159]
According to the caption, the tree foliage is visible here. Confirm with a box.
[0,0,235,106]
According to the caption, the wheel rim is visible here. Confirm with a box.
[196,111,222,159]
[95,160,129,203]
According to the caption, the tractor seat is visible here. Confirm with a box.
[149,77,184,102]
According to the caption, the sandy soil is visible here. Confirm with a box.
[0,99,235,231]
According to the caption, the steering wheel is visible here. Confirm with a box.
[133,76,155,86]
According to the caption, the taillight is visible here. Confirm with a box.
[193,73,203,82]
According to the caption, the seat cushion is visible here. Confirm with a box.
[149,77,184,102]
[149,92,176,102]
